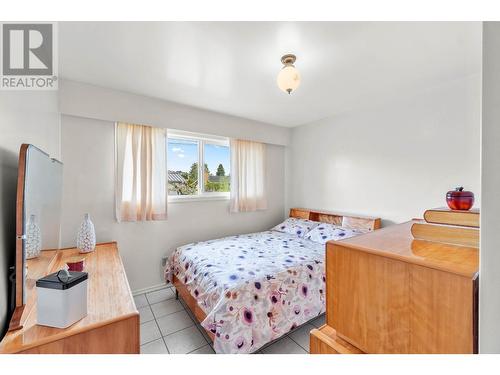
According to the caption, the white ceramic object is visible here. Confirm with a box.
[26,214,42,259]
[76,213,96,253]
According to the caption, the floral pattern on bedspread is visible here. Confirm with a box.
[164,230,326,354]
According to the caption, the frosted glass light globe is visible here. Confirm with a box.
[277,65,301,94]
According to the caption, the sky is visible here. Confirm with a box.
[167,138,230,175]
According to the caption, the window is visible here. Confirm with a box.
[204,143,230,193]
[167,130,230,200]
[167,138,199,196]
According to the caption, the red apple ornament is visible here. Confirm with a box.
[446,187,474,211]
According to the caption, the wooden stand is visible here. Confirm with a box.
[311,221,479,354]
[0,242,139,354]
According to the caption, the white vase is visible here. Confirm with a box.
[26,214,42,259]
[77,213,96,253]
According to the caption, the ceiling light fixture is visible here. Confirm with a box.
[277,54,300,95]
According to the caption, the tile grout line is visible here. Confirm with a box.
[154,292,205,353]
[160,334,171,354]
[193,324,210,344]
[149,295,171,354]
[144,286,174,305]
[141,293,184,320]
[139,300,166,347]
[140,315,170,351]
[151,294,199,348]
[177,295,211,346]
[175,293,215,351]
[155,316,171,354]
[186,344,213,354]
[150,306,186,320]
[180,297,213,350]
[144,290,172,354]
[287,333,309,353]
[161,322,198,340]
[140,333,167,348]
[137,289,167,351]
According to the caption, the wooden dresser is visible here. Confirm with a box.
[0,242,140,354]
[310,221,479,354]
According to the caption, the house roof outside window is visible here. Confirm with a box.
[168,171,186,184]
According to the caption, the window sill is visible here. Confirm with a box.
[168,194,230,203]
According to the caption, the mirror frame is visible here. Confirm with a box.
[7,144,29,331]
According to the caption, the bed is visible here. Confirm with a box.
[164,208,381,354]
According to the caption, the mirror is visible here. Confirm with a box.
[22,145,62,300]
[23,146,62,251]
[9,144,62,331]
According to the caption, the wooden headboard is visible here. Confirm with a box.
[289,208,382,232]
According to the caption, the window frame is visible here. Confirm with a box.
[167,129,231,203]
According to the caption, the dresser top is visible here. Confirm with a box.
[329,221,479,278]
[0,242,138,353]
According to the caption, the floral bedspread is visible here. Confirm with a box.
[164,230,327,354]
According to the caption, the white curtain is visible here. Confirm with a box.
[115,122,167,222]
[230,139,268,213]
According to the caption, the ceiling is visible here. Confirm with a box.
[59,22,481,127]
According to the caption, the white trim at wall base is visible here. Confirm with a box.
[132,283,170,296]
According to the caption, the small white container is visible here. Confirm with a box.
[36,270,88,328]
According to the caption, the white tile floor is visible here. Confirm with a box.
[136,286,325,354]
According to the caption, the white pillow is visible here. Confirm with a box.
[304,223,363,244]
[271,217,319,238]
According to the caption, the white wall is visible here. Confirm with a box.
[287,75,481,225]
[57,81,289,292]
[59,80,290,147]
[60,115,286,292]
[0,91,60,337]
[480,22,500,353]
[0,92,61,159]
